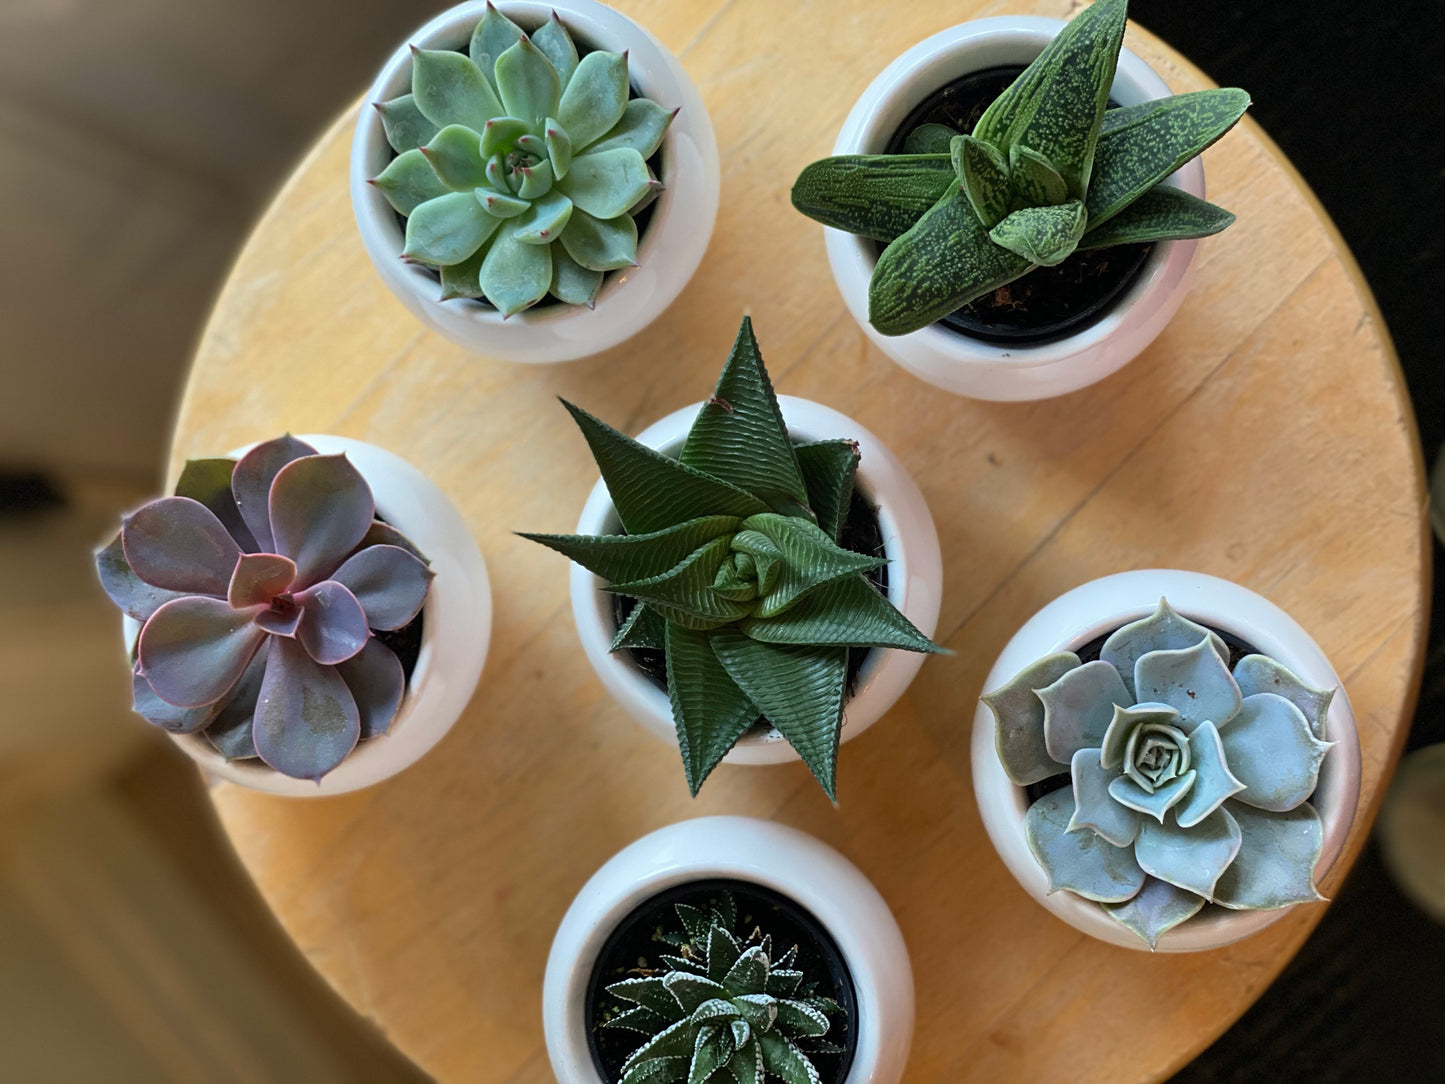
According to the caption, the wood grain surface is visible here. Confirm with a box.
[167,2,1429,1080]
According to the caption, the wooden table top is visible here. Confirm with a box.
[169,2,1429,1080]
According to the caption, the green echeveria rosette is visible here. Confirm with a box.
[369,3,675,315]
[982,598,1337,948]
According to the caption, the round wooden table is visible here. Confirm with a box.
[170,2,1429,1080]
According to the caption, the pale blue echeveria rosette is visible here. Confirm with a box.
[982,598,1336,948]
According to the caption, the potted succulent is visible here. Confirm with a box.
[523,317,944,798]
[542,816,914,1083]
[790,0,1249,401]
[95,435,492,797]
[351,0,720,363]
[972,570,1362,951]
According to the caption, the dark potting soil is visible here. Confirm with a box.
[610,484,890,726]
[878,65,1153,345]
[585,879,859,1083]
[375,609,424,683]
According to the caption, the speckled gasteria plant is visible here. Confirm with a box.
[790,0,1250,335]
[95,436,433,781]
[982,599,1336,948]
[523,316,943,798]
[370,3,673,314]
[603,893,843,1084]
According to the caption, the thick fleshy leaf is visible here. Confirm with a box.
[410,48,503,131]
[531,14,579,86]
[1108,770,1196,823]
[739,573,941,653]
[988,200,1087,267]
[227,552,296,608]
[690,1025,734,1084]
[562,400,767,534]
[477,188,527,219]
[621,1056,690,1084]
[252,636,360,781]
[757,1031,820,1084]
[559,147,652,219]
[1134,635,1243,732]
[174,457,256,552]
[904,122,958,154]
[495,37,561,130]
[335,637,406,739]
[556,50,628,150]
[480,217,553,317]
[121,497,241,595]
[731,994,778,1034]
[588,99,675,157]
[1100,702,1180,769]
[775,999,830,1038]
[329,544,433,630]
[255,603,302,638]
[1219,693,1333,811]
[711,632,848,799]
[522,516,741,585]
[1099,597,1229,699]
[1135,805,1241,899]
[1008,142,1070,208]
[1233,654,1335,740]
[1175,720,1246,827]
[269,454,375,589]
[666,623,759,795]
[955,134,1009,229]
[1213,801,1326,910]
[512,190,573,244]
[662,972,731,1015]
[558,206,638,270]
[608,976,680,1018]
[793,441,859,544]
[230,435,317,552]
[131,664,220,734]
[868,187,1030,336]
[612,537,751,628]
[468,2,524,79]
[605,1004,673,1036]
[1087,88,1252,227]
[375,94,437,154]
[354,521,427,563]
[294,581,369,665]
[1069,747,1141,847]
[721,945,769,998]
[548,243,602,306]
[439,244,486,301]
[611,602,667,652]
[726,1039,763,1084]
[1078,184,1235,249]
[138,596,265,708]
[1025,787,1144,902]
[790,154,954,244]
[479,115,528,156]
[1104,876,1207,949]
[982,652,1079,786]
[419,124,488,190]
[202,642,268,759]
[96,532,188,621]
[970,28,1055,151]
[743,515,884,619]
[707,925,742,985]
[1038,659,1130,764]
[404,190,501,266]
[541,118,573,180]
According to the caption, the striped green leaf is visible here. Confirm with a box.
[740,575,942,653]
[955,134,1010,229]
[793,440,859,544]
[743,515,885,620]
[612,537,753,627]
[988,200,1088,266]
[610,602,667,651]
[520,515,743,584]
[1009,141,1070,207]
[790,155,955,242]
[903,122,959,154]
[1079,184,1236,249]
[666,623,760,795]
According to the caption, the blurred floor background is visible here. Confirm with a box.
[0,0,1440,1081]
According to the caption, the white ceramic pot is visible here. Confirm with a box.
[570,395,943,766]
[125,435,492,797]
[350,0,720,363]
[971,569,1361,952]
[542,816,913,1083]
[825,16,1206,402]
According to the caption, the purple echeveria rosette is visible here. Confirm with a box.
[96,435,434,782]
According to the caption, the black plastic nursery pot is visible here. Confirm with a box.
[879,65,1153,346]
[584,878,860,1084]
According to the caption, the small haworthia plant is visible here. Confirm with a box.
[523,316,943,798]
[982,598,1336,948]
[790,0,1250,335]
[603,893,844,1084]
[95,436,434,781]
[370,3,674,314]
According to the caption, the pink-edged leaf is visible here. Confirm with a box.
[174,457,258,552]
[202,640,269,759]
[131,663,220,734]
[96,531,188,620]
[331,544,434,630]
[137,596,266,708]
[269,454,375,588]
[255,602,303,637]
[253,636,360,781]
[336,638,406,739]
[352,520,429,563]
[294,580,369,664]
[230,435,318,551]
[121,497,241,595]
[228,552,297,608]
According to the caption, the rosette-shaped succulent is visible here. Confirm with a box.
[524,317,942,798]
[983,599,1336,947]
[95,436,434,781]
[370,4,673,314]
[604,893,843,1084]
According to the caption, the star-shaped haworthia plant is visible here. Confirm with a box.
[95,436,434,781]
[982,598,1336,947]
[523,317,944,798]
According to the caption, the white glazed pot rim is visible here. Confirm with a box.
[970,569,1362,952]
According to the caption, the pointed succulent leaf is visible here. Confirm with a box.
[479,115,529,156]
[1087,88,1251,227]
[1078,184,1235,249]
[660,953,703,975]
[468,2,524,78]
[293,581,369,665]
[904,122,959,154]
[559,206,638,270]
[1104,876,1207,949]
[540,118,573,180]
[121,496,241,595]
[1100,598,1229,698]
[741,515,885,618]
[605,1004,674,1035]
[479,225,552,315]
[706,923,743,984]
[174,457,256,552]
[730,1019,752,1053]
[375,94,438,154]
[269,454,375,589]
[731,994,778,1033]
[1233,654,1334,740]
[612,537,753,627]
[621,1056,690,1084]
[1219,693,1333,812]
[1038,658,1129,764]
[690,1024,734,1084]
[722,945,769,998]
[610,603,667,650]
[138,596,265,708]
[792,441,859,544]
[662,971,731,1015]
[1025,788,1146,903]
[1107,770,1196,823]
[1175,720,1247,827]
[478,188,528,218]
[1008,142,1070,207]
[970,26,1056,152]
[230,435,318,553]
[608,976,682,1018]
[1134,805,1241,899]
[1134,635,1243,733]
[420,124,489,189]
[132,664,220,734]
[532,14,579,86]
[764,970,804,998]
[1213,801,1325,910]
[869,187,1031,336]
[674,902,709,941]
[439,245,486,300]
[726,1038,763,1084]
[227,552,296,608]
[495,37,561,130]
[508,190,572,246]
[1099,703,1180,769]
[739,573,940,653]
[790,154,954,243]
[252,635,360,780]
[334,637,405,739]
[354,521,427,563]
[96,532,188,621]
[411,48,503,131]
[756,1031,822,1084]
[587,98,675,157]
[515,157,555,199]
[203,643,268,759]
[404,190,502,265]
[524,516,742,585]
[774,1000,830,1038]
[372,151,455,217]
[622,1018,696,1073]
[1068,747,1141,847]
[666,623,759,795]
[982,652,1080,785]
[557,50,629,149]
[988,200,1088,267]
[953,133,1010,228]
[558,146,652,218]
[549,243,603,305]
